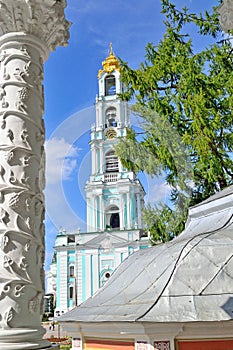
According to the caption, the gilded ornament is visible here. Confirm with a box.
[105,128,117,139]
[98,43,120,77]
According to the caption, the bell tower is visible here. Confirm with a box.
[50,46,149,315]
[85,45,145,232]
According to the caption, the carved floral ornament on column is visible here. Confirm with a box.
[0,0,70,349]
[0,0,70,59]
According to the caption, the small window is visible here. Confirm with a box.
[105,75,116,96]
[69,265,74,277]
[69,286,74,299]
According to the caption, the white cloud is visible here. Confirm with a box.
[44,136,86,245]
[44,107,95,241]
[146,179,171,205]
[45,137,79,185]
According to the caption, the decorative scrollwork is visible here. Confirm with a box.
[0,234,9,250]
[4,307,14,328]
[3,66,10,81]
[14,284,25,298]
[0,86,8,108]
[7,129,14,143]
[4,150,14,165]
[20,129,29,145]
[20,172,29,186]
[24,240,31,252]
[3,255,13,269]
[19,257,28,271]
[0,208,10,226]
[2,284,10,297]
[13,61,31,82]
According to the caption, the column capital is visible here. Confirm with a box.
[0,0,70,59]
[217,0,233,32]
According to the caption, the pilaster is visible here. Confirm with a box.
[137,193,142,227]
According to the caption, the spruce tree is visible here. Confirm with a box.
[115,0,233,242]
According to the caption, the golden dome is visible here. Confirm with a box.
[98,43,119,78]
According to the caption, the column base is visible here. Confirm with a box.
[0,327,51,350]
[18,345,60,350]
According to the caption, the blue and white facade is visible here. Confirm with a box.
[48,49,148,317]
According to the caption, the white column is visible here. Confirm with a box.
[59,252,68,313]
[85,252,91,299]
[0,1,70,349]
[99,195,102,230]
[137,193,142,227]
[101,101,105,128]
[100,142,104,173]
[127,192,131,228]
[96,107,100,128]
[86,197,91,232]
[76,252,83,306]
[102,195,105,230]
[92,253,99,295]
[91,144,97,174]
[93,195,97,231]
[120,193,124,229]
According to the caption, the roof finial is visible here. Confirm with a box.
[109,42,113,55]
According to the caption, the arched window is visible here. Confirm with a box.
[105,150,118,172]
[69,286,74,299]
[106,205,120,229]
[110,213,120,228]
[105,75,116,96]
[105,107,117,127]
[69,265,74,277]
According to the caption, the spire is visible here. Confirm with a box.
[98,43,120,78]
[109,42,113,55]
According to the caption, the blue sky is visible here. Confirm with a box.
[43,0,219,270]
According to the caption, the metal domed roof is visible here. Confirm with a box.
[59,186,233,324]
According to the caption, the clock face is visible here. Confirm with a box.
[105,128,117,139]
